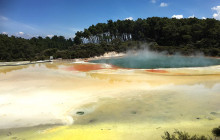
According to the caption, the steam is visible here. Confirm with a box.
[92,45,220,69]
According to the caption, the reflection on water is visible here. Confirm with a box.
[0,61,220,140]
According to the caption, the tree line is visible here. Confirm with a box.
[0,34,133,61]
[75,17,220,56]
[0,17,220,61]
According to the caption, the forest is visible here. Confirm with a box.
[0,17,220,61]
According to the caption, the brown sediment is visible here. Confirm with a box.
[0,65,29,74]
[109,65,120,70]
[45,63,59,70]
[145,69,168,73]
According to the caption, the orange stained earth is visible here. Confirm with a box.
[145,69,168,73]
[65,64,103,72]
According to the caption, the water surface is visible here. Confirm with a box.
[91,54,220,69]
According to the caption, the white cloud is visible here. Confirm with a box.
[188,14,195,18]
[151,0,156,3]
[15,32,36,38]
[2,32,8,35]
[160,2,168,7]
[70,27,82,32]
[172,15,183,19]
[47,35,54,38]
[125,17,133,20]
[16,32,24,37]
[18,32,24,35]
[0,16,8,21]
[212,6,220,20]
[202,17,206,19]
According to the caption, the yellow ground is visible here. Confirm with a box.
[0,61,220,140]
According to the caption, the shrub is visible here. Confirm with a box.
[161,130,210,140]
[212,126,220,137]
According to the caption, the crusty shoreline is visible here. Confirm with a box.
[1,51,219,67]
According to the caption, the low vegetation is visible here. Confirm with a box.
[161,126,220,140]
[212,126,220,137]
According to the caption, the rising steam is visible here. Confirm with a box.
[92,45,220,69]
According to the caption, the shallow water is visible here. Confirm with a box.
[0,61,220,140]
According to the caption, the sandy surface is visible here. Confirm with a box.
[0,61,220,140]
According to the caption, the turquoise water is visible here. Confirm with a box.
[90,54,220,69]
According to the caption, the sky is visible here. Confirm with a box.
[0,0,220,39]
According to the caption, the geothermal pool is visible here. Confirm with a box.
[0,56,220,140]
[91,51,220,69]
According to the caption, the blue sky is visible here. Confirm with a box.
[0,0,220,38]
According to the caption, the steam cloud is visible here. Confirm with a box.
[92,45,220,69]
